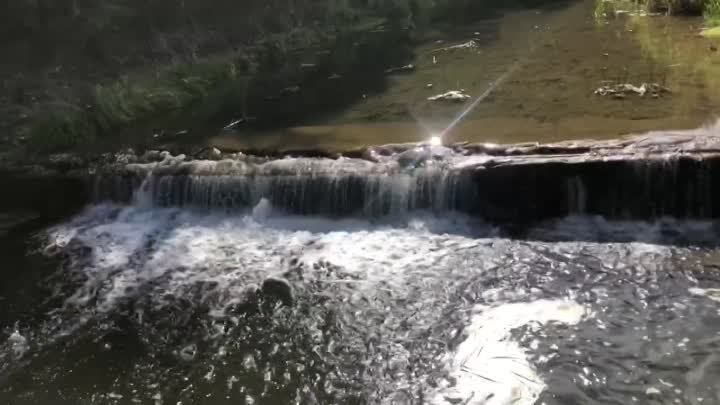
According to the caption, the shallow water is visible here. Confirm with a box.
[212,0,720,152]
[3,201,720,404]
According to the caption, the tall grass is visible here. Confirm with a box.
[27,61,237,151]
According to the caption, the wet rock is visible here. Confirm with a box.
[114,149,138,165]
[385,64,415,74]
[47,153,85,171]
[195,147,223,161]
[428,90,471,102]
[141,150,163,162]
[261,277,294,307]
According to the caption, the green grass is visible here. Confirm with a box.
[706,0,720,26]
[701,25,720,35]
[26,60,239,152]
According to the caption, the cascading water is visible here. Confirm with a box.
[4,146,720,405]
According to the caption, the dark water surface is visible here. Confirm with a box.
[3,202,720,404]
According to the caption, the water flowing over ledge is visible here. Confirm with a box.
[3,123,720,224]
[84,123,720,223]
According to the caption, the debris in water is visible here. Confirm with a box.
[646,387,661,396]
[385,64,415,74]
[594,82,670,98]
[222,117,256,131]
[433,40,478,52]
[428,90,472,102]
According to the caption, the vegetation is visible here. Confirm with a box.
[595,0,720,38]
[706,0,720,26]
[0,0,572,152]
[595,0,718,18]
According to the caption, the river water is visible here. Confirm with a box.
[3,193,720,404]
[211,0,720,153]
[3,1,720,404]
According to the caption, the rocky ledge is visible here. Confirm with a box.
[3,126,720,225]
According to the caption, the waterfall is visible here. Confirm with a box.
[89,146,720,223]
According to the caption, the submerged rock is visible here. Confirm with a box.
[261,277,294,307]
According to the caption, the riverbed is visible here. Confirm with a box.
[212,0,720,152]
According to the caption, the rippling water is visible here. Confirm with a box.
[2,202,720,405]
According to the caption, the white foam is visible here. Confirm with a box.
[7,329,28,358]
[43,204,492,318]
[434,299,587,405]
[689,288,720,303]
